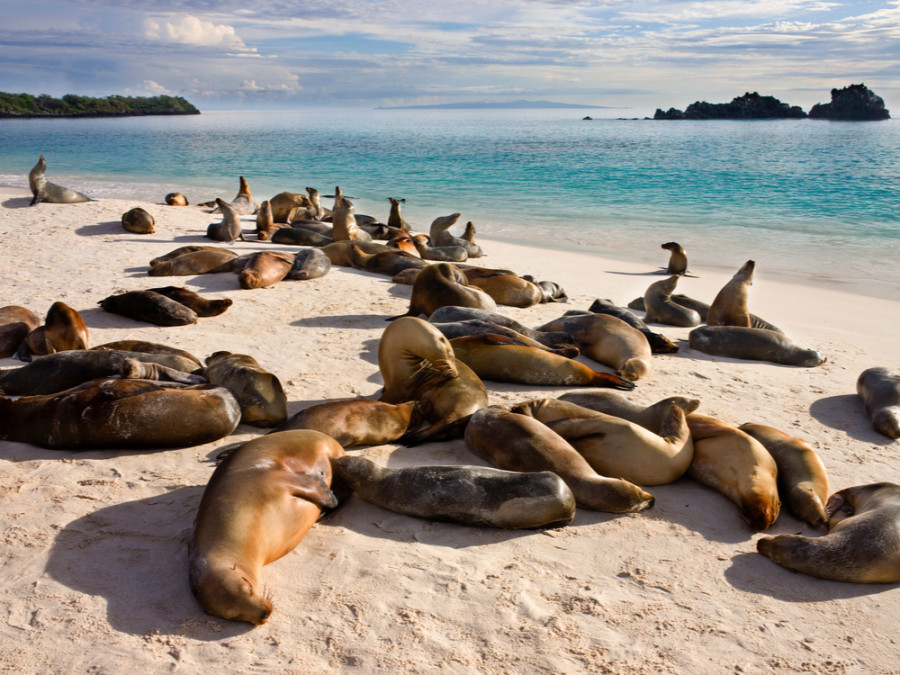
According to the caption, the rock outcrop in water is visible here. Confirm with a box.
[654,92,806,120]
[808,84,890,121]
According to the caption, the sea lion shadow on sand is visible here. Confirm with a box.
[808,394,894,444]
[291,314,387,330]
[1,196,33,209]
[724,552,892,601]
[74,221,123,236]
[172,233,230,245]
[44,487,254,639]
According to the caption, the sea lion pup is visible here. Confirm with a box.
[642,275,701,327]
[0,378,240,450]
[856,367,900,440]
[203,351,287,427]
[686,414,781,531]
[306,187,326,220]
[411,234,468,262]
[99,290,197,327]
[465,406,654,513]
[689,326,825,367]
[189,430,345,624]
[255,200,278,240]
[428,305,579,354]
[207,198,245,243]
[18,301,89,361]
[512,398,694,486]
[91,340,202,371]
[449,334,636,390]
[377,317,488,444]
[321,240,393,267]
[387,197,411,232]
[429,213,484,258]
[347,245,427,277]
[464,272,543,308]
[707,260,756,327]
[273,399,422,447]
[586,300,679,354]
[0,306,40,358]
[661,242,688,275]
[332,456,577,529]
[462,221,477,243]
[121,207,156,234]
[331,187,372,242]
[165,192,189,206]
[757,482,900,583]
[537,313,653,381]
[28,155,91,205]
[431,319,578,358]
[269,191,313,223]
[558,390,701,430]
[145,286,232,317]
[395,263,497,320]
[521,275,568,303]
[237,251,294,290]
[287,248,331,281]
[739,423,830,527]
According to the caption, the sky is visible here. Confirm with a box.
[0,0,897,115]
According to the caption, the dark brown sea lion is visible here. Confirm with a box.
[98,290,197,326]
[688,326,825,367]
[396,263,497,320]
[189,430,345,624]
[121,207,156,234]
[332,456,577,529]
[757,482,900,583]
[321,240,393,266]
[331,187,372,242]
[411,234,468,263]
[687,413,781,531]
[427,305,579,354]
[521,275,568,303]
[237,252,294,290]
[661,242,688,275]
[146,286,232,317]
[387,197,411,232]
[739,422,830,527]
[0,306,40,358]
[28,155,91,205]
[271,227,333,247]
[465,405,655,513]
[856,367,900,439]
[255,200,278,240]
[586,300,679,354]
[707,260,756,327]
[0,378,240,449]
[207,198,245,243]
[642,276,701,327]
[18,301,89,360]
[273,398,422,447]
[203,351,287,427]
[287,248,332,280]
[165,192,189,206]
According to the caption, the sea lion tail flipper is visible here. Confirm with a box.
[400,414,473,447]
[290,473,339,510]
[591,372,637,391]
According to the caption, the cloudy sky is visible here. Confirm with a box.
[0,0,897,114]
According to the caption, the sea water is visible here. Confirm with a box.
[1,109,898,296]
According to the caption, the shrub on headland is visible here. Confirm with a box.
[0,92,200,117]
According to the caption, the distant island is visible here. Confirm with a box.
[377,100,612,110]
[0,92,200,118]
[654,84,889,121]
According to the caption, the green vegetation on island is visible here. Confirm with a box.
[0,92,200,118]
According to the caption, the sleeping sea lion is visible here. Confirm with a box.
[0,306,40,358]
[856,367,900,439]
[98,290,197,326]
[18,301,89,360]
[203,351,287,427]
[688,326,825,367]
[146,286,232,317]
[237,251,294,289]
[165,192,189,206]
[273,399,422,447]
[121,207,156,234]
[287,248,332,280]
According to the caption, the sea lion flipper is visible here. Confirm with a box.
[289,473,339,510]
[545,418,608,442]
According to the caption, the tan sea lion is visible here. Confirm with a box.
[255,200,277,240]
[98,290,197,326]
[856,367,900,439]
[513,398,694,486]
[689,326,825,367]
[687,414,781,531]
[331,187,372,242]
[586,300,679,354]
[0,306,40,358]
[465,273,543,308]
[203,351,287,427]
[430,213,483,257]
[465,405,655,513]
[165,192,189,206]
[146,286,233,317]
[396,262,497,320]
[237,251,294,290]
[387,233,419,256]
[287,248,332,280]
[462,221,477,243]
[428,305,579,354]
[28,155,91,205]
[121,207,156,234]
[387,197,411,232]
[411,234,468,263]
[558,390,700,430]
[661,242,688,275]
[189,430,345,624]
[347,245,427,277]
[757,482,900,583]
[91,340,202,371]
[643,275,701,327]
[321,240,393,266]
[707,260,755,327]
[273,398,422,447]
[431,319,579,358]
[332,456,577,529]
[150,246,234,266]
[207,198,245,243]
[0,378,240,449]
[739,423,830,527]
[269,191,313,223]
[306,187,326,220]
[18,301,89,360]
[148,248,240,276]
[629,294,783,333]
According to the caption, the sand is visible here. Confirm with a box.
[1,186,898,674]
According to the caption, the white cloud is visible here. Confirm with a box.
[144,14,252,50]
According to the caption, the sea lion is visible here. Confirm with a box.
[273,399,422,447]
[206,198,245,243]
[387,197,411,232]
[332,456,577,529]
[465,273,543,308]
[587,299,679,354]
[642,276,701,327]
[121,207,156,234]
[465,405,655,513]
[321,240,393,267]
[203,351,287,427]
[450,333,635,390]
[628,294,783,333]
[269,191,313,223]
[146,286,232,317]
[0,378,240,450]
[377,317,488,444]
[462,221,477,244]
[189,430,345,624]
[148,248,240,276]
[558,390,701,430]
[856,367,900,439]
[255,200,278,240]
[428,306,579,354]
[28,155,91,205]
[686,413,781,531]
[238,251,294,290]
[411,234,468,263]
[306,187,326,220]
[91,340,202,370]
[271,227,333,247]
[209,176,258,215]
[150,246,235,267]
[347,245,427,277]
[430,213,483,257]
[0,306,40,358]
[757,482,900,583]
[18,301,89,360]
[739,423,830,527]
[689,326,825,367]
[165,192,189,206]
[331,187,372,242]
[98,290,197,326]
[387,233,419,256]
[431,319,579,358]
[512,398,694,486]
[707,260,755,327]
[521,276,568,303]
[286,248,332,281]
[661,242,688,275]
[396,263,497,319]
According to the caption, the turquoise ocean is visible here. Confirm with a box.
[1,109,898,297]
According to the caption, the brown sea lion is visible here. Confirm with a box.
[203,351,287,427]
[321,240,393,267]
[462,221,477,243]
[347,245,427,277]
[209,176,258,215]
[687,413,780,531]
[586,300,679,354]
[688,326,825,367]
[513,398,694,486]
[396,263,497,320]
[629,294,783,333]
[707,260,755,327]
[306,187,326,220]
[642,275,701,327]
[150,246,235,267]
[757,482,900,583]
[0,306,40,358]
[189,430,345,624]
[430,319,579,358]
[269,191,312,222]
[521,275,568,303]
[207,198,245,243]
[18,301,89,360]
[332,456,577,529]
[255,200,278,240]
[146,286,233,317]
[165,192,189,206]
[331,187,372,242]
[91,340,202,370]
[28,155,91,205]
[465,405,655,513]
[558,390,700,430]
[148,248,240,276]
[273,398,422,447]
[387,233,419,256]
[411,234,468,263]
[739,423,830,527]
[428,305,579,354]
[237,251,294,289]
[465,273,543,308]
[661,242,688,275]
[856,367,900,440]
[0,378,240,449]
[98,290,197,326]
[387,197,411,232]
[287,248,332,280]
[430,213,483,257]
[121,207,156,234]
[271,227,332,247]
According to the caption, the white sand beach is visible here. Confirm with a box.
[1,185,898,673]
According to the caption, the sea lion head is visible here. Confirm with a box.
[238,269,263,290]
[195,565,273,625]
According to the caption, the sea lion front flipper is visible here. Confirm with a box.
[289,473,338,510]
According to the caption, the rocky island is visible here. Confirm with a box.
[808,83,890,121]
[0,92,200,118]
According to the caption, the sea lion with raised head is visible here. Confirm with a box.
[331,187,372,242]
[430,213,484,258]
[255,200,278,240]
[707,260,756,327]
[689,326,825,367]
[287,248,332,281]
[206,198,245,243]
[0,306,40,358]
[237,251,294,290]
[165,192,189,206]
[273,398,422,447]
[99,290,197,326]
[396,263,497,320]
[121,207,156,234]
[189,430,345,624]
[333,456,577,529]
[18,301,89,360]
[411,234,468,263]
[28,155,91,205]
[269,191,312,223]
[203,351,287,427]
[558,390,700,430]
[209,176,258,215]
[388,197,411,232]
[642,275,701,327]
[306,187,326,220]
[856,367,900,439]
[586,300,679,354]
[629,294,783,333]
[661,242,688,275]
[465,405,654,513]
